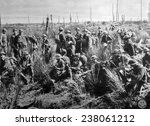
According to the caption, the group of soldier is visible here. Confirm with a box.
[0,24,150,97]
[50,25,150,96]
[0,28,33,86]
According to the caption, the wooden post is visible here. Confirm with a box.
[76,13,79,23]
[141,0,143,21]
[70,13,72,24]
[112,4,115,22]
[148,3,150,22]
[50,14,53,29]
[28,16,30,24]
[45,16,49,34]
[0,15,1,38]
[63,17,65,27]
[116,0,119,22]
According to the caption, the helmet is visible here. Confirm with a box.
[13,29,17,32]
[76,27,80,31]
[91,55,98,59]
[66,30,71,34]
[19,29,23,33]
[98,26,101,29]
[75,53,80,58]
[68,41,73,45]
[23,51,29,56]
[0,51,6,55]
[59,27,64,31]
[92,32,96,35]
[103,31,108,35]
[43,34,47,37]
[83,28,88,32]
[2,28,7,32]
[144,47,149,52]
[55,54,62,59]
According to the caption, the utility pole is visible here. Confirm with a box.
[112,4,115,22]
[90,8,92,22]
[141,0,143,21]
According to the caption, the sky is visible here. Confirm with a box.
[0,0,149,24]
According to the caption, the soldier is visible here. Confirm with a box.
[90,55,100,82]
[56,27,66,53]
[91,32,99,48]
[10,29,18,58]
[80,54,88,71]
[109,24,115,31]
[66,41,75,60]
[97,27,103,40]
[42,34,49,53]
[1,28,8,53]
[123,33,135,56]
[101,31,112,60]
[41,34,51,63]
[0,51,16,91]
[143,48,150,69]
[50,54,66,82]
[16,29,27,58]
[19,51,34,83]
[127,60,147,95]
[75,27,83,53]
[82,29,92,54]
[71,53,83,74]
[65,30,76,49]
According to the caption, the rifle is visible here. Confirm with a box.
[75,70,92,78]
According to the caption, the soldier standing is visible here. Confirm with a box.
[1,28,8,53]
[65,30,76,49]
[41,34,51,64]
[16,29,27,58]
[56,27,66,53]
[82,29,92,54]
[75,27,83,54]
[10,29,18,58]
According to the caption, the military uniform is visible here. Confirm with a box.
[65,33,76,48]
[1,33,8,53]
[10,31,19,58]
[16,33,27,57]
[123,36,135,56]
[143,51,150,68]
[0,52,16,88]
[56,31,66,53]
[75,32,83,53]
[19,52,34,83]
[50,55,66,82]
[82,33,92,54]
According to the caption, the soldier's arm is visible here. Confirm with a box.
[72,36,76,45]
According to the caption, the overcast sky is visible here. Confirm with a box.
[0,0,149,23]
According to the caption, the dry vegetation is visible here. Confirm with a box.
[0,21,150,109]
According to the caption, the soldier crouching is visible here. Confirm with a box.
[19,51,34,84]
